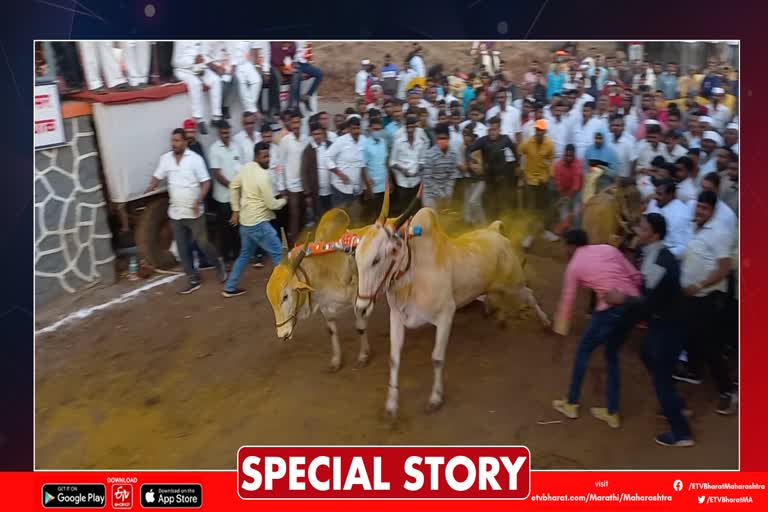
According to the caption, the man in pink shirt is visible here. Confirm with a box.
[552,229,642,428]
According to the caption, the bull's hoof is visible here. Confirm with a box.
[328,361,342,373]
[519,311,533,321]
[356,354,370,368]
[385,405,398,418]
[425,398,444,414]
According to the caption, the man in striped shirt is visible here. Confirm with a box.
[420,124,458,210]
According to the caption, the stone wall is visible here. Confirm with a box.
[34,114,116,307]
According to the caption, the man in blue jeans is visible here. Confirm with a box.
[552,229,642,428]
[222,142,287,297]
[290,41,323,111]
[605,213,694,447]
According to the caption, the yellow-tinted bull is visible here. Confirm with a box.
[354,188,550,416]
[266,208,372,371]
[582,178,643,248]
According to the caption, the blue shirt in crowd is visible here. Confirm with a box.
[364,134,389,193]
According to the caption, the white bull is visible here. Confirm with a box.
[354,191,550,416]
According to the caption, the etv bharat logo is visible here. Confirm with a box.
[674,480,684,492]
[112,484,132,509]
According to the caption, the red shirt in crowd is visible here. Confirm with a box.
[553,157,584,197]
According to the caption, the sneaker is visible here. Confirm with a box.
[552,399,579,419]
[222,288,247,298]
[543,230,560,242]
[672,365,702,385]
[179,282,201,295]
[715,392,738,415]
[198,263,216,271]
[657,408,693,419]
[590,407,620,429]
[216,262,228,283]
[197,121,209,135]
[655,432,695,447]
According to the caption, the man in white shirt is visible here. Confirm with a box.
[634,124,665,198]
[699,172,737,234]
[662,130,687,162]
[208,42,238,120]
[173,41,223,135]
[317,111,338,143]
[607,115,637,178]
[408,44,426,78]
[145,129,226,294]
[208,121,244,263]
[645,180,692,258]
[327,116,369,212]
[572,80,595,113]
[459,106,489,138]
[279,110,307,245]
[233,111,262,163]
[707,87,732,131]
[679,190,737,415]
[544,103,572,160]
[571,102,607,160]
[673,156,699,203]
[699,131,722,175]
[486,89,522,144]
[234,41,267,115]
[389,115,426,214]
[356,59,372,97]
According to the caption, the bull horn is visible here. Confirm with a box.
[280,227,289,259]
[393,187,422,232]
[376,181,391,225]
[290,232,312,274]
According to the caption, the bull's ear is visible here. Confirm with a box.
[294,281,315,292]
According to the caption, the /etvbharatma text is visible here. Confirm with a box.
[531,493,673,503]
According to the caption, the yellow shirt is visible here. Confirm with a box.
[230,161,287,227]
[520,137,555,185]
[678,75,702,98]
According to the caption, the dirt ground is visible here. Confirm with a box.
[35,208,738,471]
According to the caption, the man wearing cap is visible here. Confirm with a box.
[356,60,373,98]
[519,119,559,245]
[699,131,723,175]
[707,87,732,131]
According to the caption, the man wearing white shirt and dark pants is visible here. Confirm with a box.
[327,117,369,215]
[209,121,243,264]
[146,129,226,294]
[678,190,736,415]
[233,111,261,163]
[390,115,426,215]
[607,115,637,178]
[173,41,223,135]
[356,60,372,97]
[645,180,691,258]
[279,110,307,246]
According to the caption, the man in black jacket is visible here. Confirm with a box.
[467,116,518,220]
[605,213,694,447]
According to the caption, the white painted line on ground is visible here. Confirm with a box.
[35,273,183,336]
